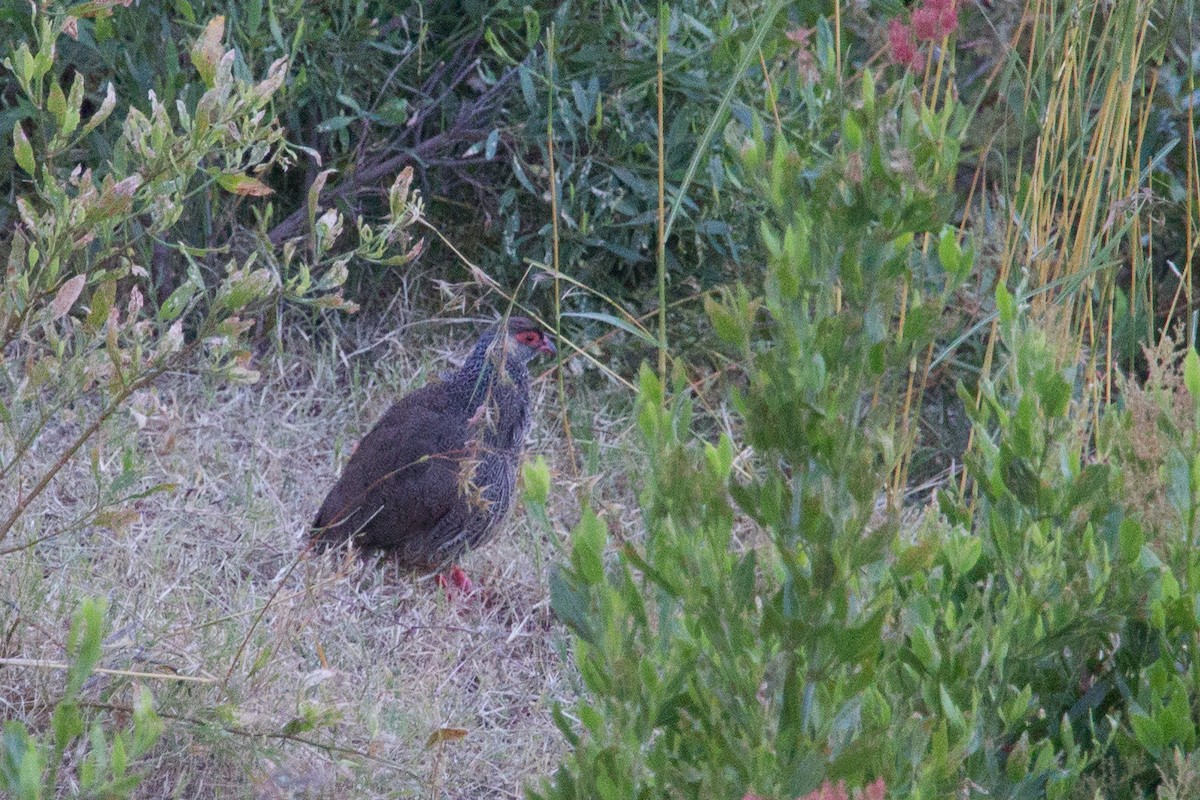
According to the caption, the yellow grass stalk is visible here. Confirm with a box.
[957,0,1154,494]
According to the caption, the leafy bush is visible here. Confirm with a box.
[1,12,419,792]
[536,45,970,797]
[0,6,419,549]
[1,598,163,800]
[537,8,1200,797]
[0,2,446,295]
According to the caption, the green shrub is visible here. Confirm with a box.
[0,5,419,549]
[0,7,420,792]
[536,9,1200,797]
[0,2,841,308]
[536,44,969,797]
[0,598,163,800]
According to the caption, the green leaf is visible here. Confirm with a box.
[637,364,663,410]
[522,455,551,506]
[316,114,355,133]
[1184,347,1200,399]
[861,67,876,118]
[522,7,540,49]
[1162,681,1196,748]
[216,172,273,197]
[215,268,275,312]
[62,72,84,137]
[1035,368,1071,418]
[2,721,43,799]
[1119,518,1144,565]
[1130,710,1163,756]
[940,684,966,732]
[571,508,606,586]
[910,623,939,671]
[703,433,734,480]
[995,280,1016,323]
[483,28,512,64]
[12,123,34,176]
[944,533,981,577]
[48,80,66,125]
[65,598,106,696]
[131,686,163,757]
[10,42,33,89]
[938,226,960,277]
[704,293,746,347]
[52,701,84,753]
[190,16,225,88]
[156,280,195,322]
[549,567,594,643]
[110,730,128,778]
[561,310,659,348]
[81,82,117,137]
[280,714,317,737]
[550,703,579,747]
[833,610,885,662]
[842,111,862,150]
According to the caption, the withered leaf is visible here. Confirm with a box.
[52,275,87,319]
[217,172,274,197]
[424,727,468,748]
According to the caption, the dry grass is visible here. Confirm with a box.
[1111,331,1197,543]
[0,312,639,798]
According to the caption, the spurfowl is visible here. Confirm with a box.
[311,316,556,590]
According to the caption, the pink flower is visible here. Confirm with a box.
[892,19,916,65]
[786,26,818,82]
[938,2,959,37]
[800,780,849,800]
[911,7,940,40]
[860,778,887,800]
[887,19,922,71]
[913,0,959,40]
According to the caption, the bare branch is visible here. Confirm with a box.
[267,61,520,247]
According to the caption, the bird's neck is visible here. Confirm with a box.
[452,346,528,411]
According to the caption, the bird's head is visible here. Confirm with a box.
[497,316,557,364]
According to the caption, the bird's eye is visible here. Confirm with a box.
[517,331,539,345]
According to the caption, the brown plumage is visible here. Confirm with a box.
[311,317,556,572]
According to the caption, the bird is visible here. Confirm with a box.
[311,316,556,592]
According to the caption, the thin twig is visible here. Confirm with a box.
[0,657,215,684]
[544,25,579,479]
[220,539,323,698]
[80,701,419,778]
[655,3,668,390]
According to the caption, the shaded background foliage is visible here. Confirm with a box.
[3,1,1195,317]
[1,0,761,305]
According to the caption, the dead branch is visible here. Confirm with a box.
[267,53,520,247]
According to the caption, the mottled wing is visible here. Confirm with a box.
[312,383,470,563]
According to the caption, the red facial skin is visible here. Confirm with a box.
[515,329,556,356]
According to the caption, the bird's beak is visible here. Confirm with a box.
[539,337,557,357]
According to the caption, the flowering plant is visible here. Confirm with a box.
[888,0,960,71]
